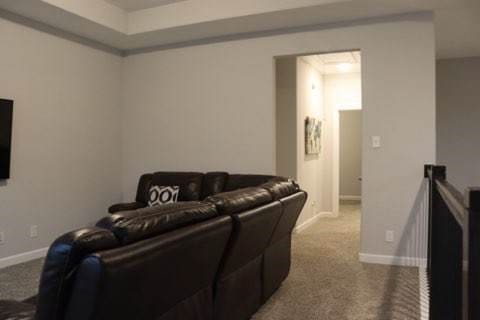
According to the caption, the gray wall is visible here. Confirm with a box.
[122,14,436,259]
[0,17,123,259]
[339,110,362,198]
[437,57,480,192]
[275,57,297,180]
[295,57,327,225]
[0,13,435,263]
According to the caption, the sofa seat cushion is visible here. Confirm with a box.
[151,172,203,201]
[205,187,273,215]
[97,202,218,245]
[260,180,298,200]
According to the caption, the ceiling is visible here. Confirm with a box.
[304,52,362,75]
[318,52,361,75]
[317,52,360,64]
[0,0,479,58]
[105,0,187,12]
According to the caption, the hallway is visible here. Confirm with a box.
[254,201,420,320]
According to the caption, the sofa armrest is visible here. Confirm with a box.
[0,300,36,320]
[108,202,147,214]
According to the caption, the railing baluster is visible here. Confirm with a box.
[465,188,480,320]
[426,165,464,320]
[425,164,434,278]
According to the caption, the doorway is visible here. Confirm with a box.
[275,50,362,239]
[339,109,362,203]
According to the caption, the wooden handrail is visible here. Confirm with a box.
[435,179,465,229]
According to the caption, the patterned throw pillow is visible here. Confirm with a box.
[148,186,180,206]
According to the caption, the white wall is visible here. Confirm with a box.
[295,57,326,225]
[122,13,436,259]
[324,73,362,111]
[0,17,123,260]
[275,57,297,180]
[339,110,362,198]
[321,72,362,213]
[437,57,480,192]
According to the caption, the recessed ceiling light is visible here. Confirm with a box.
[336,63,353,72]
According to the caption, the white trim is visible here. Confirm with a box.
[419,267,430,320]
[0,247,48,269]
[359,253,427,267]
[294,211,336,233]
[340,195,361,201]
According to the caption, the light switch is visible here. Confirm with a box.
[372,136,381,148]
[386,230,394,243]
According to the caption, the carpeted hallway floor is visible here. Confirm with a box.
[0,201,420,319]
[253,201,420,320]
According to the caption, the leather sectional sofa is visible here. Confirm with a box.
[0,172,307,320]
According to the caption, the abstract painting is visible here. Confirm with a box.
[305,117,321,154]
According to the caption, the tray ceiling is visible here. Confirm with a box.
[0,0,478,58]
[105,0,187,12]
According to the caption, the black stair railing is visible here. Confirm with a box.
[425,164,480,320]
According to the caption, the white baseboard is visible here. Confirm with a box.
[0,247,48,269]
[294,211,336,233]
[340,195,361,201]
[359,253,427,267]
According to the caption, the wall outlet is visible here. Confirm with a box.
[0,231,4,245]
[30,225,38,238]
[385,230,394,243]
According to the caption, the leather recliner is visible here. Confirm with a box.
[205,187,283,320]
[0,172,307,320]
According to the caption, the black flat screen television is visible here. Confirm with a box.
[0,99,13,179]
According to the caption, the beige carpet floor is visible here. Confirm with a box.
[0,202,420,319]
[0,258,43,301]
[253,201,420,320]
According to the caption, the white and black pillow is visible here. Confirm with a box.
[148,186,180,207]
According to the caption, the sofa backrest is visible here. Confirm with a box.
[134,172,292,205]
[269,191,307,244]
[150,172,204,201]
[260,180,299,200]
[135,173,153,204]
[224,174,279,192]
[35,228,119,320]
[201,172,229,199]
[64,216,232,320]
[204,187,273,215]
[97,201,218,245]
[216,201,282,277]
[212,201,283,320]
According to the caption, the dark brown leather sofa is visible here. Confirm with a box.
[0,172,307,320]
